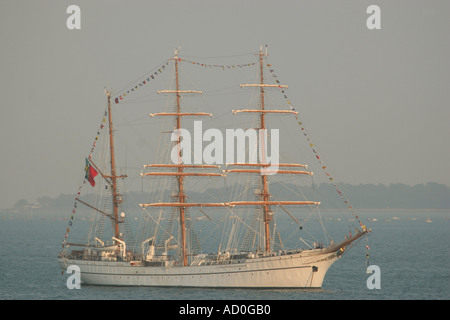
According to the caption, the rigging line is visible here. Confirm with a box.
[115,115,160,126]
[276,178,311,205]
[297,225,320,248]
[339,232,367,257]
[180,51,255,59]
[298,237,313,250]
[265,60,366,230]
[186,177,235,208]
[177,63,203,93]
[139,206,180,247]
[204,90,248,100]
[200,210,229,243]
[278,204,300,225]
[203,84,241,94]
[224,206,261,243]
[111,157,147,190]
[289,115,361,222]
[316,206,332,244]
[112,58,170,96]
[113,61,171,105]
[116,94,167,105]
[85,169,110,243]
[189,185,261,250]
[209,109,233,120]
[62,106,110,245]
[272,221,283,250]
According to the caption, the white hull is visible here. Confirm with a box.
[58,249,341,288]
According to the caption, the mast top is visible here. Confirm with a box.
[172,46,182,60]
[257,44,268,57]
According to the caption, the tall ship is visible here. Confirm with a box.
[58,46,369,288]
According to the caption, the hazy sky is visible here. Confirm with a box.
[1,0,449,209]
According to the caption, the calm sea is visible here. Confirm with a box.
[0,211,448,301]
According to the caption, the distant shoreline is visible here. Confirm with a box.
[1,207,448,218]
[3,182,449,214]
[320,208,450,213]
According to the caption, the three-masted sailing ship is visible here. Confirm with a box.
[58,47,369,288]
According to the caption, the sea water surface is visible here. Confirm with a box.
[0,211,448,300]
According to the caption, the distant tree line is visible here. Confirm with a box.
[9,182,450,213]
[307,182,450,210]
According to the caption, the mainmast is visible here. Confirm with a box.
[140,49,225,266]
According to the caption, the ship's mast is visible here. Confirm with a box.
[257,46,272,253]
[74,92,126,242]
[106,90,123,239]
[174,50,188,266]
[230,45,318,253]
[140,49,225,266]
[140,47,320,262]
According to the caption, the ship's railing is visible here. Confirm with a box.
[188,249,304,267]
[60,248,143,262]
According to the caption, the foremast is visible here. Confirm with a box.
[105,91,119,239]
[71,91,127,249]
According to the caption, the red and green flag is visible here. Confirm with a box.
[85,158,98,187]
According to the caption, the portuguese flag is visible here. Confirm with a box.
[85,158,98,187]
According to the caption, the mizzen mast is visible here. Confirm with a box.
[259,46,274,253]
[230,46,319,253]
